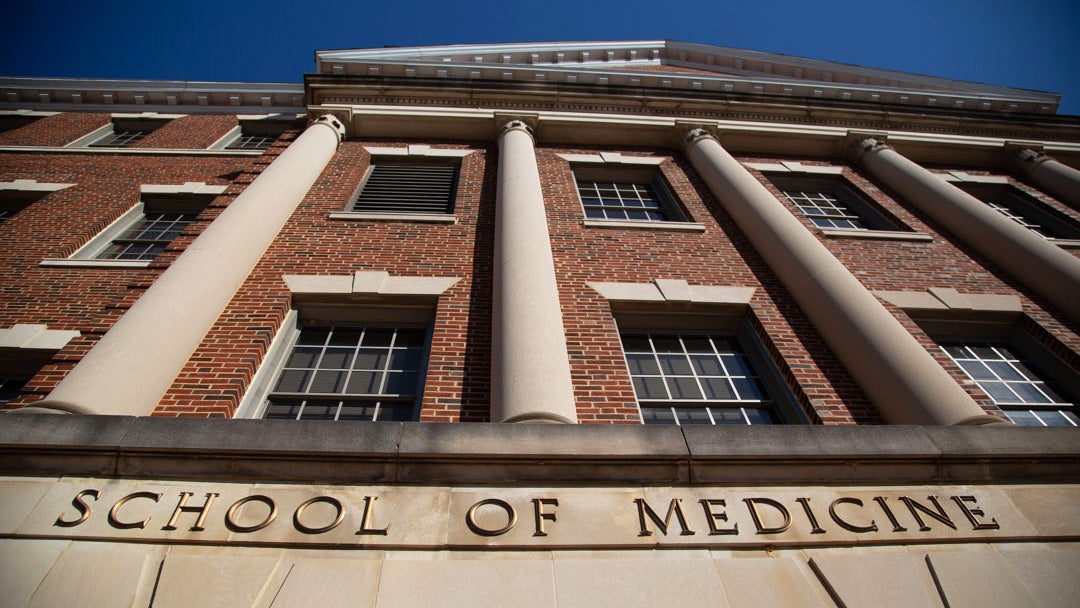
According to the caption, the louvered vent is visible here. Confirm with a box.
[352,163,458,214]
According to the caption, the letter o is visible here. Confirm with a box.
[293,496,345,534]
[225,495,278,533]
[465,498,517,537]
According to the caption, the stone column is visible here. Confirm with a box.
[1008,147,1080,209]
[27,115,346,416]
[684,129,1000,426]
[853,136,1080,322]
[492,120,578,423]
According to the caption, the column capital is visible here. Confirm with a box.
[1004,143,1051,173]
[308,113,346,143]
[494,113,538,142]
[675,120,718,150]
[844,131,890,164]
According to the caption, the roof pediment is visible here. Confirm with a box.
[316,40,1060,114]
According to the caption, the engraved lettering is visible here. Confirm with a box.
[698,499,738,535]
[55,489,100,528]
[108,492,161,529]
[162,492,219,531]
[949,495,999,530]
[634,498,695,537]
[465,498,517,537]
[294,496,345,534]
[899,496,955,531]
[829,498,878,533]
[225,495,277,533]
[795,497,826,534]
[355,496,389,536]
[531,498,559,537]
[873,496,907,532]
[742,498,791,534]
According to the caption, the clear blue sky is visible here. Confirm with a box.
[3,0,1078,115]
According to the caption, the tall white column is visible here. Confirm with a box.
[492,120,578,423]
[853,137,1080,322]
[28,115,346,416]
[684,129,1001,426]
[1008,147,1080,209]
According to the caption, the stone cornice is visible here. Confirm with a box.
[316,40,1060,115]
[305,75,1080,146]
[0,77,305,114]
[0,415,1076,485]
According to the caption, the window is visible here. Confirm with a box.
[90,128,148,148]
[0,180,75,224]
[939,341,1077,427]
[0,201,30,222]
[351,162,459,214]
[41,183,223,268]
[955,183,1080,241]
[769,174,897,231]
[575,166,683,222]
[218,120,288,151]
[0,112,46,134]
[622,331,779,425]
[94,202,199,261]
[224,133,277,150]
[0,376,30,407]
[0,324,80,409]
[70,117,172,149]
[262,324,427,421]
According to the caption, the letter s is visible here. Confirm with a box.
[55,489,101,527]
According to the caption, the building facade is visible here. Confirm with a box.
[0,41,1078,606]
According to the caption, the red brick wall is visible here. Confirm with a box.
[0,113,275,408]
[4,113,1077,424]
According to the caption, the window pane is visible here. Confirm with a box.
[319,348,354,370]
[674,407,712,425]
[641,406,676,425]
[274,370,310,393]
[297,402,337,420]
[626,353,660,375]
[633,376,668,400]
[657,354,692,375]
[666,377,703,400]
[701,377,736,400]
[1005,410,1041,426]
[353,349,387,370]
[310,370,346,393]
[710,409,747,425]
[690,355,723,376]
[346,371,382,394]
